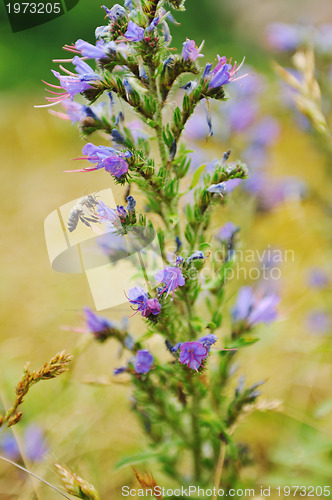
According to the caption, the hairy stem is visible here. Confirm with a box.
[213,443,226,500]
[149,66,168,169]
[189,373,201,482]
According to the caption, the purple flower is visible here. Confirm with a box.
[36,56,104,108]
[232,287,256,324]
[207,182,226,195]
[50,74,91,100]
[128,286,148,311]
[124,0,134,9]
[182,39,204,61]
[127,287,161,317]
[75,39,116,59]
[206,55,246,90]
[242,145,267,171]
[154,266,185,297]
[52,99,100,125]
[265,23,300,52]
[114,366,127,375]
[51,57,101,100]
[172,334,217,354]
[179,342,208,371]
[142,298,162,317]
[24,425,47,461]
[1,434,20,460]
[245,174,307,212]
[187,251,205,263]
[146,16,160,33]
[203,63,213,79]
[67,143,129,177]
[134,349,154,374]
[1,425,47,462]
[124,333,134,350]
[84,307,116,341]
[84,307,112,332]
[217,222,239,242]
[160,8,178,25]
[161,20,171,44]
[111,128,126,144]
[307,311,331,334]
[126,195,136,212]
[61,100,85,123]
[95,25,109,39]
[176,237,182,252]
[232,286,280,327]
[208,58,231,88]
[197,334,218,350]
[307,268,329,289]
[248,294,280,326]
[250,117,280,147]
[103,4,126,20]
[139,58,148,80]
[227,100,258,132]
[102,157,129,177]
[97,200,118,223]
[117,205,127,218]
[125,21,145,42]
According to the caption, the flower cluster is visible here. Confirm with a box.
[36,0,284,491]
[67,143,131,178]
[232,286,280,329]
[114,349,154,375]
[38,57,102,107]
[204,56,246,89]
[265,22,332,54]
[154,266,185,298]
[172,334,218,371]
[127,287,161,317]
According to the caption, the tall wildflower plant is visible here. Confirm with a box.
[37,0,280,496]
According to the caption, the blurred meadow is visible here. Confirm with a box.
[0,0,332,498]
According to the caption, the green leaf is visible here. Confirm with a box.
[191,316,205,330]
[114,441,182,470]
[179,164,206,198]
[225,336,259,350]
[199,242,212,251]
[189,164,206,190]
[206,321,217,330]
[184,224,194,245]
[114,449,164,470]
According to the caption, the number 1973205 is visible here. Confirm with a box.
[6,2,61,14]
[277,486,330,496]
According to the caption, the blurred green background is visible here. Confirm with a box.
[0,0,332,498]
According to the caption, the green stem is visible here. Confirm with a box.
[148,65,182,240]
[149,66,168,169]
[189,373,201,482]
[143,377,189,443]
[213,443,226,500]
[182,290,196,339]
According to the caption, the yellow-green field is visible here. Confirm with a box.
[0,88,331,499]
